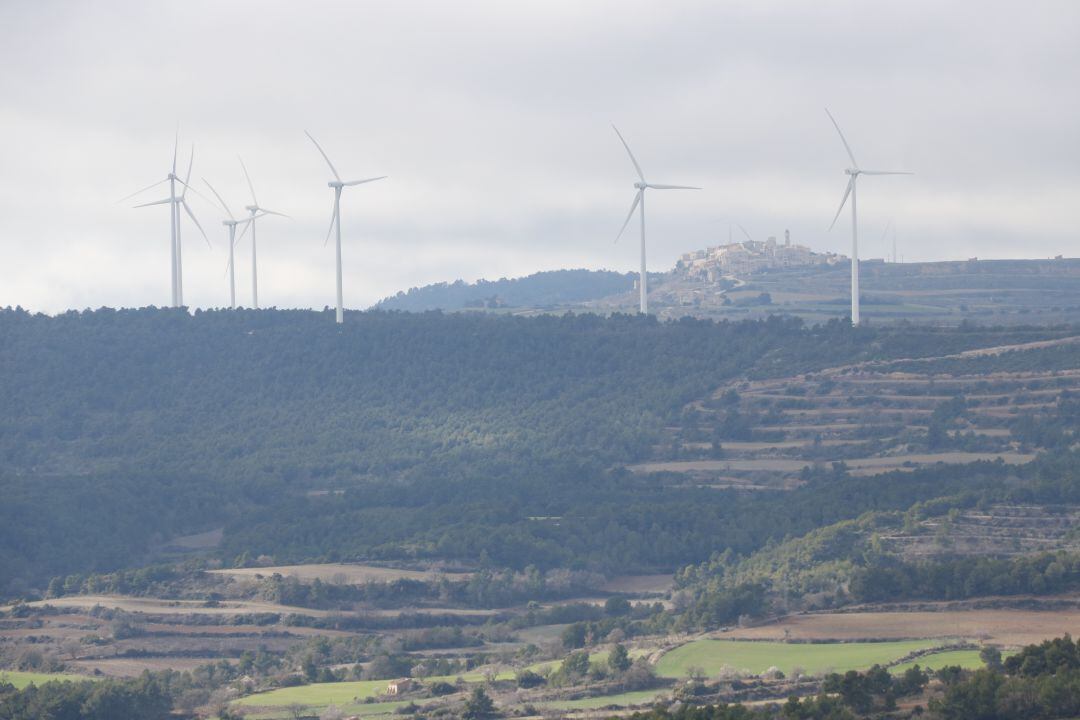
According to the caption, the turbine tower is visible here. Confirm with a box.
[305,131,387,324]
[203,179,263,309]
[612,125,699,315]
[121,134,208,307]
[237,157,288,309]
[171,147,212,306]
[825,109,911,326]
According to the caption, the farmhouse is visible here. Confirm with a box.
[386,678,415,695]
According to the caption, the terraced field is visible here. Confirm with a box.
[636,342,1080,496]
[722,607,1080,646]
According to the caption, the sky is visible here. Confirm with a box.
[0,0,1077,313]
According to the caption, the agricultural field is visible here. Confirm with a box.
[722,607,1080,646]
[209,562,473,584]
[0,671,94,689]
[643,337,1080,499]
[233,670,515,718]
[891,650,989,673]
[655,639,941,679]
[537,688,667,710]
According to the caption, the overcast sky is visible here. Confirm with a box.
[1,1,1077,313]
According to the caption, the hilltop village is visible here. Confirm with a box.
[674,231,844,281]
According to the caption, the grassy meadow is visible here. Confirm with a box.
[656,639,942,678]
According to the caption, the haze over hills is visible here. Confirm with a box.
[374,252,1080,326]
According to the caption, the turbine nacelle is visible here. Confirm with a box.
[328,180,344,189]
[634,181,648,190]
[845,168,860,176]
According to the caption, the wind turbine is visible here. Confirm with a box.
[881,219,898,263]
[825,108,911,326]
[237,157,288,309]
[612,125,700,315]
[305,131,387,324]
[120,135,209,307]
[172,148,212,306]
[203,179,264,309]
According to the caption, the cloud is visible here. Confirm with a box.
[0,0,1077,312]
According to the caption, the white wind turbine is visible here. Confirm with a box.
[172,149,213,306]
[612,125,700,315]
[237,157,288,309]
[122,137,210,307]
[202,179,264,310]
[305,131,387,324]
[825,109,911,326]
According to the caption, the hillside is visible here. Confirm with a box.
[384,257,1080,325]
[2,309,1074,592]
[3,308,1080,719]
[375,268,635,311]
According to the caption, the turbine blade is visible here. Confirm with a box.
[880,218,893,242]
[615,190,642,243]
[859,170,914,175]
[237,220,252,243]
[305,130,342,182]
[117,178,168,203]
[238,155,259,206]
[175,178,219,210]
[647,184,701,190]
[612,124,645,182]
[255,208,290,218]
[324,202,340,247]
[132,197,173,208]
[202,178,234,220]
[829,178,855,230]
[824,108,858,168]
[737,224,755,243]
[183,145,194,188]
[172,128,179,175]
[342,176,387,187]
[180,199,212,248]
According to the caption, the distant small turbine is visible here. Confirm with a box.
[203,179,263,309]
[305,131,387,324]
[825,109,912,326]
[881,219,898,263]
[237,157,288,309]
[612,125,700,315]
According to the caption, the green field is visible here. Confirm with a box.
[539,689,667,710]
[891,650,984,674]
[892,648,1015,674]
[234,669,514,713]
[0,671,93,689]
[242,699,414,719]
[656,639,941,678]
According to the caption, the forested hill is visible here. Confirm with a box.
[0,307,1074,594]
[375,269,635,310]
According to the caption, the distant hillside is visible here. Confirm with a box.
[376,268,635,311]
[6,308,1069,592]
[642,256,1080,325]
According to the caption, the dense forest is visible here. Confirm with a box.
[1,307,1076,595]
